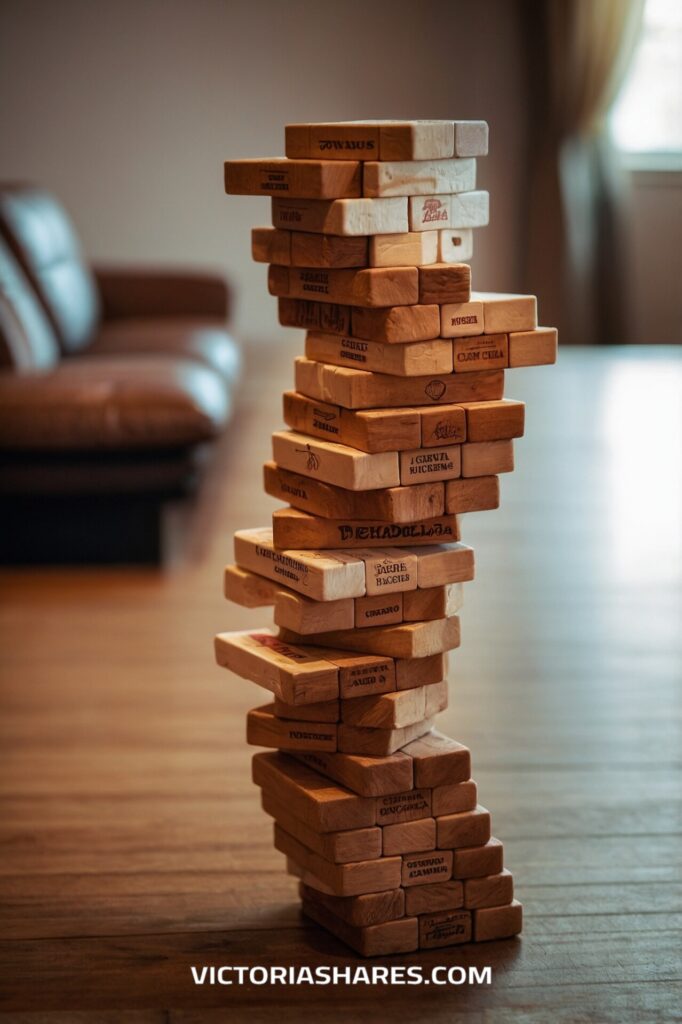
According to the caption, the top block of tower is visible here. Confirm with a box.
[285,121,488,161]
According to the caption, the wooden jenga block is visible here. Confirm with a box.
[369,231,438,268]
[325,651,397,699]
[464,869,514,910]
[438,228,473,263]
[375,788,432,825]
[305,332,453,377]
[439,299,485,337]
[405,543,475,588]
[453,333,508,372]
[273,696,340,722]
[223,564,279,607]
[452,838,504,879]
[272,196,408,236]
[272,508,460,551]
[262,792,381,864]
[419,404,467,447]
[363,157,476,198]
[404,880,464,915]
[264,462,445,524]
[271,430,399,491]
[281,616,460,660]
[472,291,537,333]
[225,158,362,199]
[275,823,402,896]
[401,849,453,886]
[459,399,525,442]
[299,882,405,927]
[437,805,492,850]
[472,900,522,942]
[355,592,404,629]
[337,716,434,756]
[424,679,449,717]
[294,749,413,798]
[444,476,500,514]
[402,730,471,787]
[269,264,419,308]
[395,653,446,690]
[252,751,376,831]
[382,816,437,856]
[419,908,472,947]
[283,392,422,453]
[285,122,382,160]
[214,630,339,705]
[247,703,338,751]
[285,121,465,162]
[341,682,447,730]
[354,548,419,597]
[418,263,471,305]
[508,327,558,367]
[409,191,489,231]
[302,897,419,956]
[252,228,369,269]
[461,439,514,478]
[350,304,441,343]
[399,445,462,485]
[295,357,505,411]
[432,779,478,816]
[252,227,292,265]
[454,121,489,156]
[402,583,463,621]
[377,121,455,161]
[273,587,355,635]
[234,527,366,601]
[279,297,352,334]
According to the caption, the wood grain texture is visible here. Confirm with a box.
[0,343,679,1020]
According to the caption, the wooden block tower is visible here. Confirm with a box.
[216,120,557,956]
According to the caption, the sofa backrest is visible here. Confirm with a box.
[0,237,60,372]
[0,185,101,355]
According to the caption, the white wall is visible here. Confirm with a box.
[0,0,529,342]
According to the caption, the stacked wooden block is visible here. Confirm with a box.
[215,120,556,956]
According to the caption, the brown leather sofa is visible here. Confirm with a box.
[0,185,241,564]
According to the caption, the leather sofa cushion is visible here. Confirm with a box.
[0,238,60,371]
[0,187,101,354]
[89,317,241,383]
[0,355,230,450]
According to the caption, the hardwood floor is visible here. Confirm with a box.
[0,344,680,1021]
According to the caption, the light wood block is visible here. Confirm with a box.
[271,430,399,491]
[454,121,489,156]
[383,816,436,855]
[261,792,381,864]
[395,653,446,691]
[302,897,419,956]
[401,849,453,886]
[444,476,500,514]
[214,630,339,705]
[274,587,356,635]
[234,527,366,601]
[418,263,471,305]
[461,439,514,478]
[404,543,475,588]
[275,823,402,897]
[294,356,505,410]
[419,907,472,947]
[509,327,558,367]
[283,391,422,453]
[363,157,476,198]
[252,228,369,268]
[472,900,522,942]
[272,508,460,550]
[432,779,478,816]
[294,749,413,798]
[299,882,405,927]
[252,751,376,832]
[437,805,491,850]
[425,679,449,717]
[304,332,453,377]
[354,549,419,597]
[369,231,438,268]
[272,196,408,236]
[399,445,462,485]
[337,717,434,756]
[281,616,460,660]
[375,787,432,826]
[464,869,514,910]
[223,563,279,607]
[225,158,361,199]
[264,462,445,524]
[402,583,463,621]
[459,399,525,442]
[452,838,504,879]
[438,228,473,263]
[378,121,455,161]
[252,227,291,265]
[350,304,441,343]
[273,696,340,723]
[409,191,489,231]
[418,404,467,447]
[247,703,337,752]
[404,880,464,915]
[285,121,462,162]
[325,651,397,699]
[453,333,508,372]
[279,297,352,334]
[439,299,485,337]
[355,592,403,629]
[341,683,442,730]
[402,730,471,787]
[269,264,418,307]
[472,291,537,333]
[286,122,381,160]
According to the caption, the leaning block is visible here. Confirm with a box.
[272,508,460,550]
[401,849,453,886]
[337,716,435,756]
[280,615,460,660]
[269,264,419,307]
[508,327,558,367]
[261,792,381,864]
[302,897,419,956]
[362,157,476,198]
[419,908,472,948]
[369,231,438,268]
[223,564,280,607]
[294,748,413,797]
[247,703,337,751]
[214,630,339,705]
[272,196,408,236]
[304,332,454,377]
[273,696,340,722]
[275,823,402,897]
[299,882,406,927]
[341,682,448,730]
[402,730,471,787]
[409,191,489,231]
[271,430,399,491]
[463,869,514,909]
[472,900,523,942]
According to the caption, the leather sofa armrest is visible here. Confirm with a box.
[93,266,230,321]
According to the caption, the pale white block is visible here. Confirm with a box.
[454,121,489,157]
[369,231,438,268]
[408,191,489,231]
[472,292,538,333]
[450,191,489,228]
[272,196,408,236]
[363,158,476,198]
[438,228,473,263]
[440,300,485,338]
